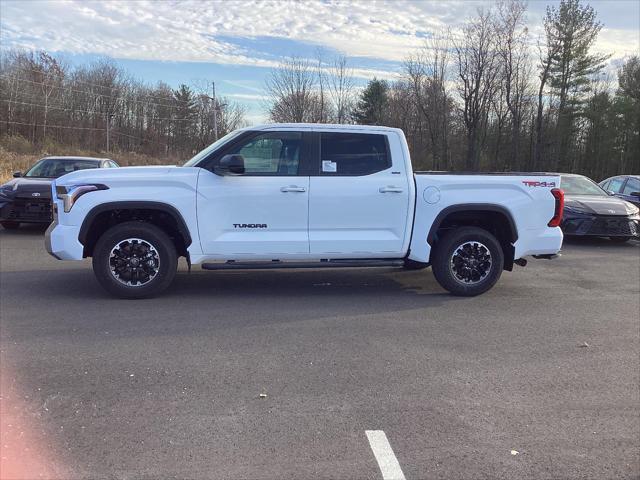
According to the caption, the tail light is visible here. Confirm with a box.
[548,188,564,227]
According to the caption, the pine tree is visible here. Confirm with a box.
[353,79,389,125]
[172,84,196,153]
[543,0,610,170]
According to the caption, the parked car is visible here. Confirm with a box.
[0,156,119,229]
[46,124,564,298]
[560,174,639,242]
[599,175,640,207]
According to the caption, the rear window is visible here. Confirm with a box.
[320,133,390,175]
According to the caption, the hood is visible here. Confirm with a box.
[53,165,201,192]
[564,194,636,216]
[55,165,179,185]
[0,177,53,199]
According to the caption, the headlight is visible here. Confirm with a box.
[626,205,639,216]
[56,184,108,212]
[0,184,14,198]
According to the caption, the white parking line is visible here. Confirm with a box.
[365,430,407,480]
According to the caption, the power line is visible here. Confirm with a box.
[5,120,169,146]
[1,98,200,122]
[3,120,105,131]
[110,130,168,147]
[6,65,196,105]
[0,74,200,111]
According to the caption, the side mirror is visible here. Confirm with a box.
[607,190,616,195]
[12,171,22,178]
[214,154,245,176]
[630,192,640,198]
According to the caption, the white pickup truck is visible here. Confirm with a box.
[46,124,564,298]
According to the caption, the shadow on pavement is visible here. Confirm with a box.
[563,235,639,248]
[0,223,49,236]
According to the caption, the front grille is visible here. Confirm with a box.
[8,199,52,222]
[562,216,639,237]
[588,217,637,236]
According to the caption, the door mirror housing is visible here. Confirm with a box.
[607,190,616,195]
[12,171,22,178]
[214,154,245,176]
[630,191,640,198]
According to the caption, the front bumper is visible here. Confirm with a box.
[0,198,52,223]
[561,214,639,237]
[45,217,84,260]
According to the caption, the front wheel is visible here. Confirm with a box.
[431,226,504,296]
[92,221,177,298]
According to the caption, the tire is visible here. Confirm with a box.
[1,221,20,230]
[403,259,429,270]
[92,221,177,299]
[609,236,631,243]
[431,226,504,296]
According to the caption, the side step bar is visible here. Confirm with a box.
[201,259,405,270]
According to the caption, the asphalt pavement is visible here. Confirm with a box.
[1,225,638,479]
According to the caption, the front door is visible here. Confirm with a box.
[197,131,310,257]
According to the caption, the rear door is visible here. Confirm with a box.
[196,130,311,257]
[308,130,411,257]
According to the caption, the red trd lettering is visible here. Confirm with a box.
[523,181,556,188]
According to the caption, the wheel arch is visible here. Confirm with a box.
[78,201,192,258]
[427,204,518,271]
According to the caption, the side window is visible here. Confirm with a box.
[108,161,119,168]
[225,131,302,175]
[622,178,640,194]
[608,177,625,193]
[320,132,390,176]
[600,180,610,190]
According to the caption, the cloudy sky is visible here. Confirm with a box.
[1,0,638,123]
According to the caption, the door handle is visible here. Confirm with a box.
[280,185,306,193]
[379,186,404,193]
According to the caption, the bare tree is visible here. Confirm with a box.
[495,0,531,170]
[454,9,500,169]
[265,56,319,123]
[328,55,355,124]
[404,28,452,169]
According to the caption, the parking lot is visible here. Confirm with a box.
[1,225,638,479]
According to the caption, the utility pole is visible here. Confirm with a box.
[212,81,218,141]
[106,113,110,153]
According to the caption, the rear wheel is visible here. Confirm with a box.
[1,221,20,230]
[92,221,177,298]
[431,226,504,296]
[609,236,631,243]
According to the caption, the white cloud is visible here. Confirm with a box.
[1,0,636,77]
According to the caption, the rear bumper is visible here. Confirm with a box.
[45,220,84,260]
[514,227,563,259]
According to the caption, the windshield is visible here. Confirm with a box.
[25,158,100,178]
[183,129,245,167]
[560,175,607,196]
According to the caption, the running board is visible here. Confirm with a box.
[201,259,405,270]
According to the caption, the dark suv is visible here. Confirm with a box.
[600,175,640,207]
[0,156,119,229]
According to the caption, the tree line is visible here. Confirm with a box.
[265,0,639,179]
[0,51,247,157]
[1,0,638,179]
